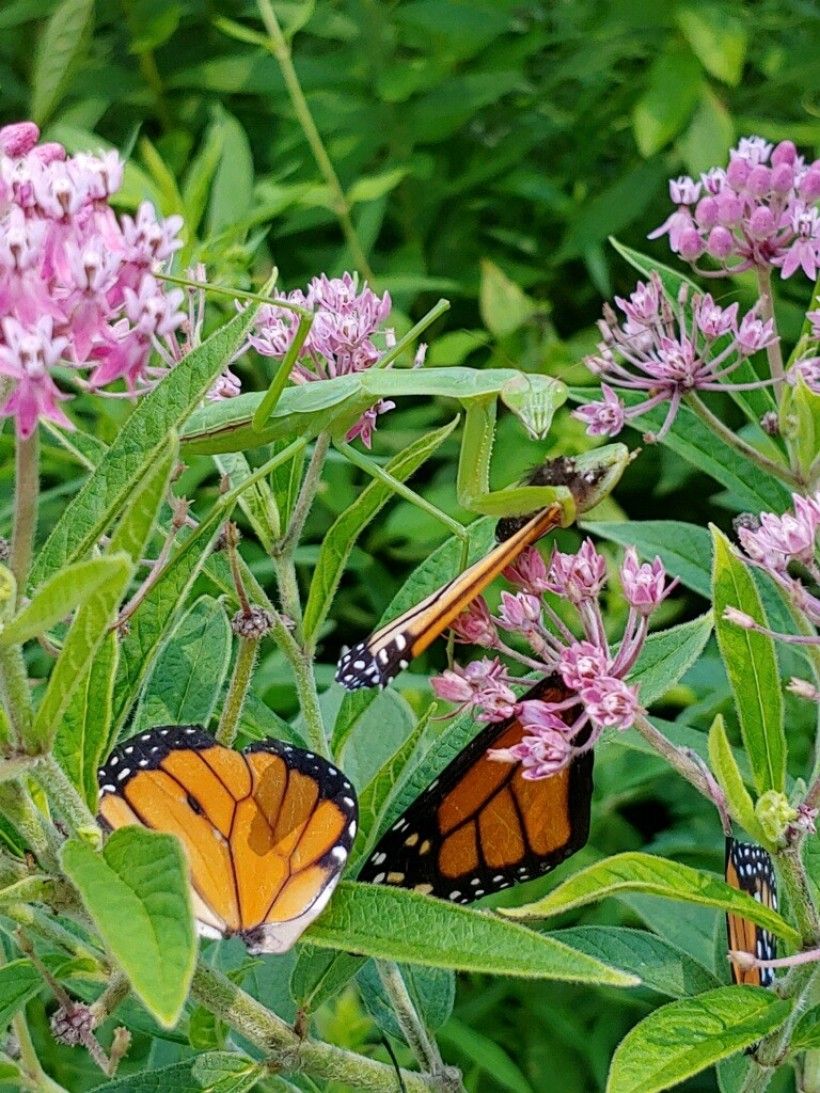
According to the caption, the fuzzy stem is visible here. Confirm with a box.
[277,433,331,557]
[90,973,130,1026]
[777,841,820,947]
[216,637,259,747]
[631,714,721,805]
[686,393,801,488]
[34,755,101,847]
[0,643,33,747]
[756,266,786,391]
[190,962,438,1090]
[10,430,39,597]
[255,0,375,282]
[13,1008,68,1093]
[0,782,61,872]
[741,963,820,1093]
[376,961,462,1090]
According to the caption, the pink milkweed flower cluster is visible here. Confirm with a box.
[650,136,820,280]
[572,272,778,442]
[0,121,186,438]
[431,540,678,780]
[248,272,399,447]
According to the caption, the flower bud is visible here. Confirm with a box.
[726,155,750,190]
[798,167,820,203]
[748,206,776,240]
[771,140,797,167]
[716,192,743,226]
[694,196,719,228]
[770,162,794,194]
[678,227,704,261]
[706,226,734,259]
[0,121,40,157]
[746,165,771,198]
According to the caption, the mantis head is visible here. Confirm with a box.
[500,374,568,440]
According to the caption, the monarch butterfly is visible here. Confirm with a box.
[725,838,777,987]
[336,455,608,691]
[357,676,593,902]
[98,727,357,953]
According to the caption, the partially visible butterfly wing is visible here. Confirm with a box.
[336,504,564,690]
[98,728,357,953]
[725,838,777,987]
[358,677,592,902]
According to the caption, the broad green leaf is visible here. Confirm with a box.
[792,1006,820,1051]
[682,88,735,176]
[208,111,255,235]
[629,613,713,706]
[55,630,118,807]
[503,852,798,945]
[182,118,225,236]
[676,5,748,85]
[106,440,178,565]
[331,517,495,753]
[632,47,702,157]
[553,926,720,998]
[347,167,409,205]
[306,882,637,985]
[28,554,131,751]
[31,0,94,124]
[780,376,820,480]
[32,304,261,586]
[302,415,459,641]
[192,1051,266,1093]
[712,527,786,794]
[479,259,536,338]
[708,714,767,845]
[289,946,366,1012]
[89,1061,201,1091]
[1,557,127,647]
[438,1019,533,1093]
[582,520,711,598]
[607,987,790,1093]
[357,962,455,1045]
[132,596,231,735]
[61,827,195,1027]
[0,959,42,1029]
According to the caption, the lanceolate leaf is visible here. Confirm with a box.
[0,959,42,1029]
[61,828,196,1028]
[606,987,790,1093]
[306,882,637,985]
[708,713,768,845]
[628,612,713,705]
[302,415,460,642]
[31,0,95,125]
[502,852,798,945]
[32,304,260,586]
[711,527,786,794]
[106,441,178,564]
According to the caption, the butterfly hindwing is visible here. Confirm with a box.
[358,677,592,902]
[98,728,357,953]
[725,838,777,987]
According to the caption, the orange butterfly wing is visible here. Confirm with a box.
[725,838,777,987]
[98,728,357,952]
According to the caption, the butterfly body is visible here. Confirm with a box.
[725,838,777,987]
[358,677,593,903]
[98,727,357,953]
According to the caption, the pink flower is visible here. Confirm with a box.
[573,384,626,437]
[581,676,641,730]
[496,591,542,632]
[620,548,676,615]
[0,316,71,437]
[558,641,609,689]
[694,295,738,338]
[503,546,550,594]
[0,122,40,157]
[431,658,516,721]
[775,206,820,280]
[546,539,607,604]
[451,597,498,647]
[736,312,778,353]
[788,356,820,394]
[488,723,573,780]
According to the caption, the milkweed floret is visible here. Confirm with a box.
[432,540,676,779]
[0,120,187,438]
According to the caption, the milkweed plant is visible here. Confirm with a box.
[0,117,819,1093]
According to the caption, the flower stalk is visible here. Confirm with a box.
[10,430,39,594]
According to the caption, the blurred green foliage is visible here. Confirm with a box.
[1,1,819,1090]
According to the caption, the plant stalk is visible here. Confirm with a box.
[216,637,259,747]
[10,430,39,598]
[34,755,101,847]
[686,394,801,489]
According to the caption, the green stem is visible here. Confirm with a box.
[216,637,259,747]
[631,714,720,805]
[10,430,39,598]
[90,973,131,1026]
[157,271,312,318]
[252,312,314,432]
[777,841,820,947]
[0,643,33,747]
[34,755,101,847]
[686,393,802,488]
[375,298,451,369]
[0,782,61,872]
[13,1008,68,1093]
[277,433,331,556]
[376,961,461,1090]
[255,0,375,282]
[742,964,820,1093]
[191,962,438,1091]
[290,642,330,758]
[756,266,786,391]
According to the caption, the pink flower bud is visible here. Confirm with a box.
[558,641,609,689]
[620,547,674,615]
[451,597,498,646]
[771,140,797,167]
[503,546,550,594]
[496,591,542,632]
[746,165,771,198]
[798,168,820,203]
[580,676,640,730]
[771,163,794,194]
[748,206,777,240]
[694,196,719,228]
[669,175,701,204]
[546,540,607,604]
[726,155,750,190]
[788,677,820,702]
[723,606,756,629]
[706,226,734,259]
[678,228,704,261]
[0,121,40,157]
[716,192,743,226]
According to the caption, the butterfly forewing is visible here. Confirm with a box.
[98,728,357,953]
[725,838,777,987]
[358,677,593,902]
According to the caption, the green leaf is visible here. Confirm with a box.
[607,987,790,1093]
[708,714,767,845]
[0,959,42,1029]
[32,304,261,586]
[28,554,131,751]
[712,527,786,794]
[89,1061,201,1091]
[208,111,255,235]
[629,613,713,706]
[503,852,798,944]
[213,452,280,552]
[682,88,735,176]
[132,596,231,735]
[676,5,748,86]
[305,882,637,985]
[780,376,820,480]
[792,1006,820,1051]
[347,167,409,204]
[1,557,128,647]
[192,1051,266,1093]
[632,47,703,156]
[289,947,366,1012]
[61,827,196,1027]
[54,630,118,807]
[357,962,454,1045]
[302,415,459,641]
[479,259,536,338]
[438,1019,533,1093]
[553,926,720,998]
[30,0,94,124]
[582,520,711,598]
[106,438,178,565]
